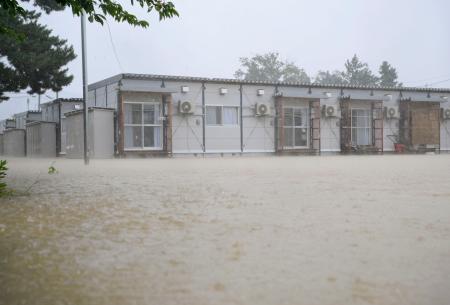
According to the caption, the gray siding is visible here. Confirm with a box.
[66,108,114,159]
[3,129,25,157]
[26,122,57,158]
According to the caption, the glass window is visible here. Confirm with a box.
[143,104,159,124]
[144,126,161,148]
[125,103,142,124]
[283,107,309,148]
[206,106,222,125]
[124,102,162,149]
[125,126,142,148]
[351,108,372,146]
[223,107,238,125]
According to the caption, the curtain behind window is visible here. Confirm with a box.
[223,107,238,125]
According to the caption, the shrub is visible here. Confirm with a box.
[0,160,7,195]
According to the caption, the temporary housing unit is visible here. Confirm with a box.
[86,74,450,156]
[40,98,83,155]
[3,129,26,156]
[26,121,57,157]
[65,107,114,159]
[13,110,42,130]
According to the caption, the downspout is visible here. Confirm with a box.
[239,83,244,153]
[274,85,279,153]
[58,101,61,155]
[202,81,206,153]
[116,80,122,156]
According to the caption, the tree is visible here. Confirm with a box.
[1,0,179,34]
[314,70,346,85]
[0,0,179,100]
[342,54,379,86]
[234,52,310,83]
[378,61,401,87]
[0,9,75,100]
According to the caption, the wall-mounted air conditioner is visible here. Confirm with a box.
[384,107,399,119]
[178,101,194,114]
[181,86,190,93]
[442,108,450,120]
[255,103,270,116]
[322,105,340,118]
[219,88,228,95]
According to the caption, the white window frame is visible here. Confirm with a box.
[124,101,163,151]
[205,105,240,126]
[283,106,310,149]
[351,108,372,146]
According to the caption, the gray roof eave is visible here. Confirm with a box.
[86,73,450,94]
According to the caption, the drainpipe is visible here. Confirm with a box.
[240,83,244,153]
[202,81,206,153]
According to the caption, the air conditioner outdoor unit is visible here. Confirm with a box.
[385,107,399,119]
[442,108,450,120]
[255,103,270,116]
[323,105,339,118]
[178,101,194,114]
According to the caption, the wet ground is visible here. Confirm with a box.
[1,155,450,305]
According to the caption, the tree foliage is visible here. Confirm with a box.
[0,160,7,195]
[378,60,401,87]
[0,9,75,100]
[314,70,346,85]
[342,54,379,86]
[314,55,401,87]
[0,0,179,34]
[0,0,178,101]
[234,52,310,83]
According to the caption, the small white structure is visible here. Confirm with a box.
[3,129,26,157]
[65,107,115,159]
[26,121,57,158]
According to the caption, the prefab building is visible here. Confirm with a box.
[3,129,26,157]
[86,74,450,156]
[65,107,114,159]
[40,98,83,155]
[26,121,57,157]
[13,111,42,130]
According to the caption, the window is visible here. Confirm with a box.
[124,102,162,149]
[206,106,239,126]
[351,108,372,146]
[283,107,309,148]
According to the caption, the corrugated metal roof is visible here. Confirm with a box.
[41,98,83,106]
[88,73,450,93]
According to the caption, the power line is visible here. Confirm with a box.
[105,20,124,73]
[426,78,450,86]
[404,74,450,86]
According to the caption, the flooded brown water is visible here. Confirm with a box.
[1,155,450,305]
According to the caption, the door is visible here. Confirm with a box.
[283,107,309,149]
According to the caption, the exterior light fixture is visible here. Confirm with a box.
[384,94,393,101]
[181,86,190,93]
[257,89,265,96]
[219,88,228,95]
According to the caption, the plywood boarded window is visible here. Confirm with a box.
[410,105,440,145]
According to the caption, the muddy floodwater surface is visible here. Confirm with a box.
[1,155,450,305]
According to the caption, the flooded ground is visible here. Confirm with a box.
[1,155,450,305]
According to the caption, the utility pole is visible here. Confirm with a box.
[81,12,89,165]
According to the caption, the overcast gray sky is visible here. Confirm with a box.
[1,0,450,119]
